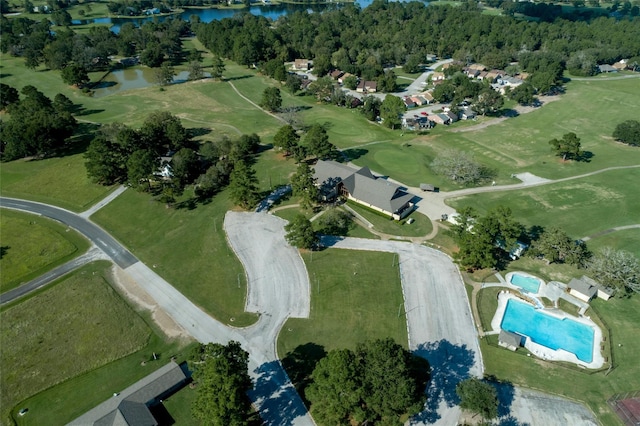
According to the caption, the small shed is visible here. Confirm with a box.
[568,278,598,302]
[420,183,437,192]
[499,330,522,351]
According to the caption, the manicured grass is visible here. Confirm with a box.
[0,261,151,425]
[0,209,90,292]
[586,229,640,259]
[448,168,640,247]
[0,153,116,211]
[278,249,407,358]
[92,188,257,326]
[347,202,433,237]
[477,290,640,426]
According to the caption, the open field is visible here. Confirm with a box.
[586,229,640,258]
[278,249,407,357]
[0,261,151,425]
[448,167,640,245]
[476,288,640,426]
[91,188,258,326]
[0,209,90,292]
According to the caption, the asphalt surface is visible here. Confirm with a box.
[0,197,138,268]
[0,247,108,305]
[320,236,482,425]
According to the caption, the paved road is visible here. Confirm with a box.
[1,198,138,268]
[0,247,108,305]
[1,197,313,425]
[320,236,482,425]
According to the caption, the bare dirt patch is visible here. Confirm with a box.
[109,265,189,340]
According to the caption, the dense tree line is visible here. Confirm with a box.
[0,85,77,160]
[196,1,640,84]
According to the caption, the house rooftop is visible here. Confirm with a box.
[499,330,522,348]
[568,278,598,298]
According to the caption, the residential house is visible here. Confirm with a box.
[356,80,366,92]
[465,68,480,78]
[431,72,445,81]
[68,361,188,426]
[612,60,628,70]
[426,53,438,62]
[445,110,459,123]
[403,97,416,108]
[598,64,618,73]
[410,96,424,106]
[485,70,503,82]
[338,72,354,84]
[459,109,476,120]
[329,70,344,80]
[516,72,530,80]
[499,330,522,351]
[313,160,414,220]
[477,71,489,81]
[469,63,487,71]
[293,59,311,71]
[420,92,435,104]
[430,113,451,125]
[364,81,377,92]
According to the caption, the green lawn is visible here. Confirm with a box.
[0,261,153,425]
[0,153,116,212]
[0,209,90,292]
[585,229,640,259]
[91,188,257,326]
[278,249,407,358]
[347,202,433,237]
[448,168,640,248]
[477,288,640,426]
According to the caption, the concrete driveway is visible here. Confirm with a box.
[320,236,482,425]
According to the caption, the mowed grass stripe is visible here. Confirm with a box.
[0,261,150,424]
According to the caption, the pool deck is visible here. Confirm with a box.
[491,292,605,369]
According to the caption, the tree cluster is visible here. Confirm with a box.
[272,124,337,162]
[456,378,499,422]
[306,338,428,425]
[549,132,583,161]
[587,247,640,297]
[451,206,525,270]
[1,85,77,160]
[431,149,493,186]
[188,341,252,426]
[193,2,640,86]
[528,227,589,266]
[285,214,318,249]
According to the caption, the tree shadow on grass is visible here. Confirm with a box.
[281,343,326,405]
[411,340,475,424]
[225,75,253,81]
[342,148,368,161]
[0,246,9,260]
[249,360,310,425]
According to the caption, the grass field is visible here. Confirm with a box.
[476,288,640,426]
[586,229,640,258]
[91,188,258,326]
[278,249,407,358]
[347,202,433,237]
[0,261,151,425]
[447,168,640,250]
[0,209,90,292]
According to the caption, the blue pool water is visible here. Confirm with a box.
[501,299,594,363]
[510,273,541,293]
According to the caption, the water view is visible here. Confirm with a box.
[92,69,210,97]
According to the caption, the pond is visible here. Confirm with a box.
[92,68,211,97]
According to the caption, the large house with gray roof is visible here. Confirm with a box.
[314,160,414,220]
[67,361,188,426]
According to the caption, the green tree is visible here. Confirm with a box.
[211,56,226,80]
[61,63,89,87]
[139,111,191,154]
[140,43,164,68]
[507,82,536,106]
[189,341,252,426]
[188,61,204,81]
[549,132,582,161]
[154,61,175,86]
[456,378,498,421]
[273,124,300,155]
[316,208,353,236]
[285,74,302,93]
[171,147,201,187]
[126,149,157,190]
[53,93,74,113]
[379,95,406,129]
[0,83,19,110]
[195,164,226,199]
[260,87,282,112]
[530,227,589,265]
[588,247,640,297]
[431,149,488,185]
[291,162,318,211]
[361,95,381,121]
[285,214,318,249]
[472,87,504,116]
[612,120,640,146]
[85,135,128,184]
[308,76,334,102]
[377,70,397,93]
[343,75,358,90]
[304,124,335,160]
[51,9,72,26]
[229,160,259,209]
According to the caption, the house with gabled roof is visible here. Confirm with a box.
[68,361,188,426]
[314,160,414,220]
[293,59,312,71]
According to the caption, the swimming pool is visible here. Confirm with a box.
[509,273,541,293]
[501,299,594,363]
